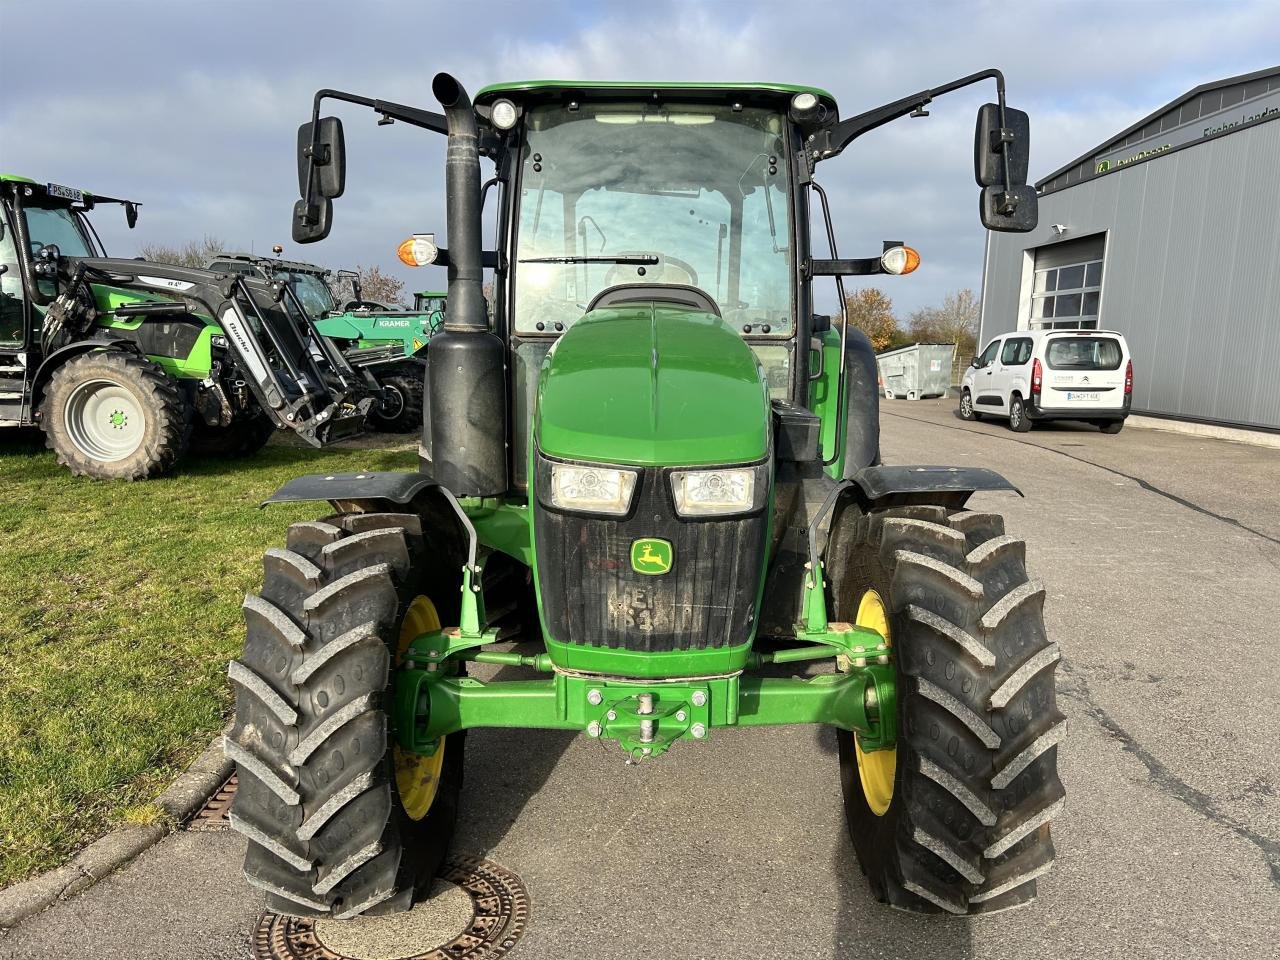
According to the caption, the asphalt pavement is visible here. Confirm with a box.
[3,400,1277,960]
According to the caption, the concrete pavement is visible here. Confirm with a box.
[2,400,1277,960]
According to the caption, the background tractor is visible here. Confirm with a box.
[227,71,1063,921]
[207,252,444,432]
[0,176,375,478]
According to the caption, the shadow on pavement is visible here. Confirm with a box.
[452,643,576,858]
[816,727,976,958]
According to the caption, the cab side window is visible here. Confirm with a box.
[0,213,26,346]
[1001,337,1033,365]
[977,339,1001,367]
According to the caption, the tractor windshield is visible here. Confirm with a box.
[22,204,96,258]
[514,102,793,336]
[277,270,337,319]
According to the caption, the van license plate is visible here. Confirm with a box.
[1067,391,1100,401]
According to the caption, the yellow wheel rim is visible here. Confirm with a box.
[394,596,447,822]
[854,589,897,816]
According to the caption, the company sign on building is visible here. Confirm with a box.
[1093,87,1280,174]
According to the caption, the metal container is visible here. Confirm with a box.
[876,343,956,400]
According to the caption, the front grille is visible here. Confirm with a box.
[534,463,767,652]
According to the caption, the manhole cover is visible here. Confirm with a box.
[252,856,530,960]
[187,773,237,831]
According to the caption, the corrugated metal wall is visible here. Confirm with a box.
[981,118,1280,430]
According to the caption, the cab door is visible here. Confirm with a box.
[0,205,33,421]
[972,337,1003,410]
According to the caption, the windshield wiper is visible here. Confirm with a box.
[519,255,659,265]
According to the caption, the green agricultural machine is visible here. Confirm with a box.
[227,72,1062,920]
[0,176,375,478]
[206,253,443,432]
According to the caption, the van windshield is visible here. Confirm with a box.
[1045,336,1123,370]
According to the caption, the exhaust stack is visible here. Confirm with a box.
[423,72,507,496]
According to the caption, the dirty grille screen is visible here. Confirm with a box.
[534,461,767,652]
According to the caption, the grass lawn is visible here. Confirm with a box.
[0,430,416,888]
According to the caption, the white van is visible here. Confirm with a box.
[959,329,1132,433]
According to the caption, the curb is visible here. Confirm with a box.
[0,727,233,930]
[1127,414,1280,450]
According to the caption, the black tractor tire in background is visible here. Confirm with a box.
[40,350,192,479]
[1099,421,1124,435]
[828,504,1065,915]
[1008,395,1032,433]
[368,373,424,434]
[190,413,276,458]
[226,512,465,918]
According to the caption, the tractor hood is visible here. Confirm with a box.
[535,301,770,466]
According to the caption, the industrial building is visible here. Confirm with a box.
[979,65,1280,431]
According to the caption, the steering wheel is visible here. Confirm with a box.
[602,252,699,288]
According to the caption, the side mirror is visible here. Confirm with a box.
[292,196,332,243]
[980,184,1038,232]
[974,103,1038,233]
[124,202,139,229]
[812,313,832,333]
[971,355,981,369]
[297,117,346,200]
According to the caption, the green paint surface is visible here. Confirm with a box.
[535,303,769,466]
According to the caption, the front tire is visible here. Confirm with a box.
[226,513,464,918]
[829,505,1064,914]
[958,390,976,421]
[190,413,276,458]
[41,351,191,479]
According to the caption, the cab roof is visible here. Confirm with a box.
[475,80,837,115]
[210,252,330,276]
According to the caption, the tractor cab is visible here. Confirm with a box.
[205,251,339,320]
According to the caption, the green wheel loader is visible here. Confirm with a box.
[206,253,444,432]
[227,71,1062,920]
[0,177,376,477]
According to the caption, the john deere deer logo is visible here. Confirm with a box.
[630,538,673,575]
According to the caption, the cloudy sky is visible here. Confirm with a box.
[3,0,1277,317]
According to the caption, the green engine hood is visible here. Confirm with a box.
[535,302,769,466]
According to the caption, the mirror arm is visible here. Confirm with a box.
[299,88,452,225]
[807,257,884,277]
[810,68,1006,165]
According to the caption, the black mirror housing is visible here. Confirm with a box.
[125,202,139,229]
[292,197,333,244]
[980,184,1038,233]
[974,104,1030,187]
[297,117,346,200]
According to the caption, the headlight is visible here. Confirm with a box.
[670,467,757,517]
[550,463,638,516]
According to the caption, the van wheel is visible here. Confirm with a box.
[1008,395,1032,433]
[1099,421,1124,435]
[958,391,976,421]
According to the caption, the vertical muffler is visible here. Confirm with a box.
[423,72,508,496]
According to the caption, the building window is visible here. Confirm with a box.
[1031,258,1102,330]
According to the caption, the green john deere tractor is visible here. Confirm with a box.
[0,176,376,477]
[226,71,1062,920]
[205,253,443,432]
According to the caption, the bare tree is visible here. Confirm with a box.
[137,235,230,269]
[908,288,981,383]
[330,265,406,308]
[839,287,901,352]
